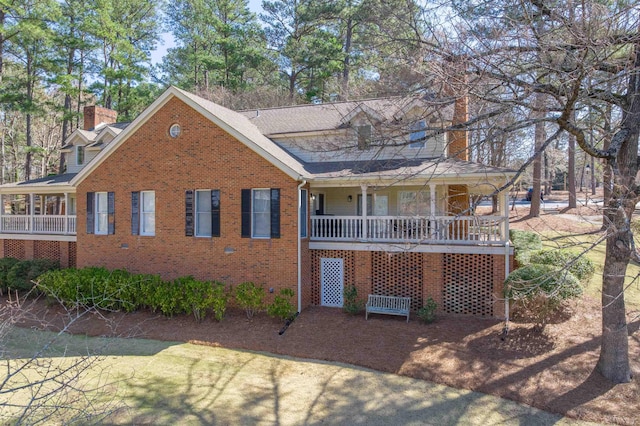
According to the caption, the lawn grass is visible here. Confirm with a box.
[1,327,581,425]
[541,231,640,309]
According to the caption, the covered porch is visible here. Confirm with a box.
[0,174,78,237]
[309,183,509,246]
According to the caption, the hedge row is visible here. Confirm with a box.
[0,258,59,294]
[36,267,296,322]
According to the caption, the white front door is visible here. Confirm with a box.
[321,258,344,307]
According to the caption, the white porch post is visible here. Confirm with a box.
[501,190,509,242]
[29,193,34,233]
[361,184,368,240]
[64,193,69,234]
[0,194,3,233]
[429,183,436,238]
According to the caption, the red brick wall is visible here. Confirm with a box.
[77,97,302,302]
[0,239,76,267]
[310,249,513,318]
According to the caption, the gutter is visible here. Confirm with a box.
[297,179,307,313]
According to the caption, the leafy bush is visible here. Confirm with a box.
[6,259,59,292]
[342,285,364,314]
[504,263,582,330]
[509,230,542,264]
[234,282,265,319]
[0,257,20,294]
[417,297,437,324]
[211,282,230,322]
[267,288,296,320]
[529,249,595,283]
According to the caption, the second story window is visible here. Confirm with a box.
[356,125,372,150]
[76,145,85,165]
[409,120,426,148]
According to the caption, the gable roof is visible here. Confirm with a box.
[239,97,454,136]
[71,86,308,186]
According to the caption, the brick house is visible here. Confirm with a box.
[0,86,516,317]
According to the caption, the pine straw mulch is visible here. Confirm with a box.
[6,201,640,425]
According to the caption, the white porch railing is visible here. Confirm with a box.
[311,215,506,245]
[1,215,77,235]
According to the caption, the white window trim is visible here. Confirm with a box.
[95,192,108,235]
[252,188,271,239]
[398,190,431,216]
[195,189,212,237]
[140,191,155,236]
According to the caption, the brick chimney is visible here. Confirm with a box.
[83,105,118,130]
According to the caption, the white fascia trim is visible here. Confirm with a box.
[0,186,76,195]
[308,174,516,189]
[309,241,514,255]
[0,234,76,242]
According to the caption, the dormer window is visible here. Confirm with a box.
[409,120,426,148]
[356,125,372,150]
[76,145,85,165]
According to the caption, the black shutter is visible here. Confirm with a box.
[241,189,251,238]
[131,191,140,235]
[86,192,94,234]
[185,190,194,237]
[107,192,115,234]
[211,190,220,237]
[270,188,280,238]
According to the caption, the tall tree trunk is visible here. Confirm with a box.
[340,16,353,101]
[530,93,544,217]
[568,113,577,208]
[596,40,640,384]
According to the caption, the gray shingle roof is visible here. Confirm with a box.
[239,97,454,135]
[302,158,515,182]
[0,173,77,188]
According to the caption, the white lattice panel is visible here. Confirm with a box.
[321,258,344,307]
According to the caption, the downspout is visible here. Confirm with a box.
[503,188,511,331]
[297,179,307,313]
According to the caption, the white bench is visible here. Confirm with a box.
[365,294,411,322]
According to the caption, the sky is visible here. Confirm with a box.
[150,0,264,65]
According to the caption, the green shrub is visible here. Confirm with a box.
[343,285,363,314]
[6,258,59,292]
[0,257,20,294]
[267,288,296,320]
[529,249,595,283]
[211,282,230,322]
[504,263,582,330]
[509,230,542,264]
[235,281,265,319]
[417,297,437,324]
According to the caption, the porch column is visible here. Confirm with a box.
[361,184,368,240]
[29,193,34,233]
[429,183,436,238]
[64,193,69,234]
[501,190,509,242]
[0,194,3,233]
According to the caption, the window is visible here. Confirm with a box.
[86,192,114,235]
[185,189,221,237]
[300,189,308,238]
[141,191,155,236]
[95,192,108,234]
[241,188,280,239]
[409,120,426,148]
[76,145,85,165]
[131,191,155,236]
[398,190,430,216]
[252,189,271,238]
[356,125,372,150]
